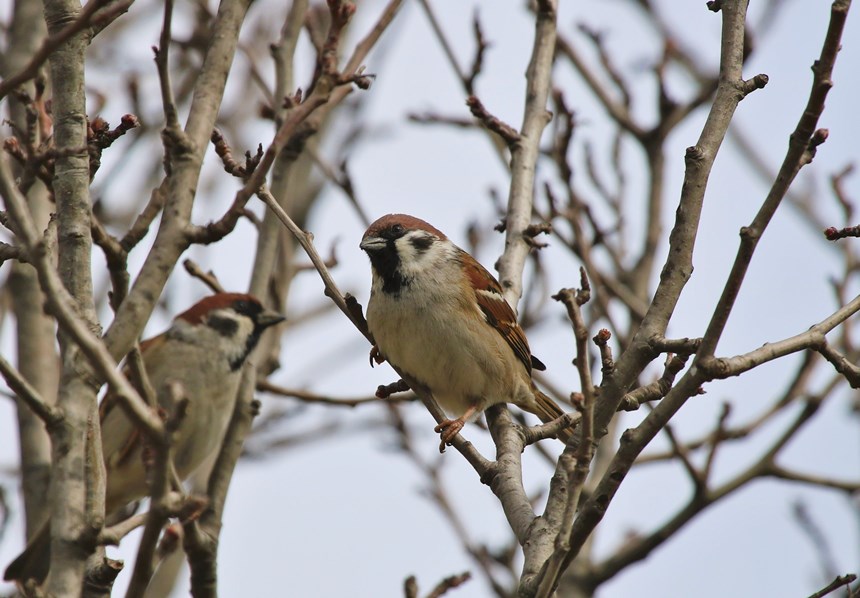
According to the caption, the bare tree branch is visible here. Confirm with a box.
[0,0,132,101]
[806,574,857,598]
[0,354,62,425]
[496,0,557,310]
[697,0,850,359]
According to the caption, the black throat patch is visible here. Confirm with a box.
[368,242,410,295]
[231,328,263,371]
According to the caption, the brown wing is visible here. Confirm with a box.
[99,334,167,469]
[461,255,545,373]
[100,391,140,470]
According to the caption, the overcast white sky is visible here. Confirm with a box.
[1,0,859,597]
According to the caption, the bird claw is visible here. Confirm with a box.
[434,418,465,453]
[369,345,385,367]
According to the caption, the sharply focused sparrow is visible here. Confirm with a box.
[360,214,571,451]
[4,292,284,584]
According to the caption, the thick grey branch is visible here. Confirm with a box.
[588,0,754,448]
[496,0,557,309]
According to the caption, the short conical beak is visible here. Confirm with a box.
[359,236,386,252]
[256,310,286,330]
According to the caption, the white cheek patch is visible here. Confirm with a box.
[394,233,449,278]
[173,310,256,366]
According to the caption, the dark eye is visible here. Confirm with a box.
[391,223,404,235]
[233,299,251,314]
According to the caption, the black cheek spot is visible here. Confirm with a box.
[409,235,433,253]
[208,315,239,338]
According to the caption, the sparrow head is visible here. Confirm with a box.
[360,214,455,294]
[174,293,285,370]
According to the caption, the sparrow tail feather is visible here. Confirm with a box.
[4,519,51,584]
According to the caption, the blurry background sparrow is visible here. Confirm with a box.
[360,214,571,451]
[4,292,284,584]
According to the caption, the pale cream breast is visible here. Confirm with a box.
[367,283,527,417]
[102,332,241,511]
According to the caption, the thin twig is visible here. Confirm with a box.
[696,0,850,360]
[523,413,581,446]
[466,96,520,147]
[182,259,225,294]
[426,571,472,598]
[806,574,857,598]
[155,0,181,138]
[257,378,415,407]
[0,354,62,425]
[536,273,597,595]
[0,0,132,101]
[256,186,369,336]
[699,292,860,380]
[97,513,149,545]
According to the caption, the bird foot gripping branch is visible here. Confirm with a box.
[434,409,475,454]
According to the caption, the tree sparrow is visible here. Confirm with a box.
[360,214,571,451]
[4,293,284,584]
